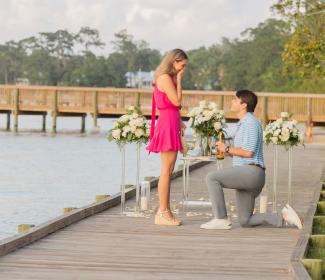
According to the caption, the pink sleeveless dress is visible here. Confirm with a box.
[146,79,182,153]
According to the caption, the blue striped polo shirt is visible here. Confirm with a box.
[232,112,265,168]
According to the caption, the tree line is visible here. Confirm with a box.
[0,0,324,93]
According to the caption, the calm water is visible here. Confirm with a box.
[0,114,239,240]
[0,115,184,240]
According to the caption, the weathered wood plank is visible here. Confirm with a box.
[0,145,323,279]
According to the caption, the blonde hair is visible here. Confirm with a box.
[154,49,188,84]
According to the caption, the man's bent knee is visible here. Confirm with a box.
[206,171,222,185]
[238,216,252,228]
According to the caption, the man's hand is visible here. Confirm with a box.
[216,141,226,153]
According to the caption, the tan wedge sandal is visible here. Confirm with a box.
[154,209,182,226]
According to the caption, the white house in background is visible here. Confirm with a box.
[125,70,154,89]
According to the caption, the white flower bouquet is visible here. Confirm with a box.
[188,100,226,137]
[108,106,150,147]
[263,112,304,149]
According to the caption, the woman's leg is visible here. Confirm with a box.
[158,151,177,218]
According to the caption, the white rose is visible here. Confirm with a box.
[275,118,283,126]
[119,115,129,123]
[130,125,137,133]
[281,112,289,118]
[123,125,131,133]
[271,136,278,144]
[112,129,121,140]
[135,128,144,138]
[214,122,222,131]
[122,131,127,138]
[132,113,138,119]
[274,129,281,136]
[280,132,290,142]
[134,118,144,127]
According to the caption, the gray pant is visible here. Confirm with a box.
[206,165,283,227]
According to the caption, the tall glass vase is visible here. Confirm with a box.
[287,146,293,205]
[120,145,126,214]
[272,145,278,212]
[200,136,209,156]
[135,142,141,212]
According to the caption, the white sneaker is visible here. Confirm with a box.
[200,218,232,230]
[281,204,303,229]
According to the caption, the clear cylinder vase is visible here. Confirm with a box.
[287,146,293,205]
[135,142,141,212]
[200,136,209,156]
[120,145,126,214]
[272,145,278,212]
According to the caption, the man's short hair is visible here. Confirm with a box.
[236,90,258,112]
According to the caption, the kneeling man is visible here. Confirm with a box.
[201,90,302,230]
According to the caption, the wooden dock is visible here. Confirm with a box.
[0,85,324,134]
[0,144,324,279]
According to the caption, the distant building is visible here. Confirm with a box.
[125,70,154,89]
[16,78,30,85]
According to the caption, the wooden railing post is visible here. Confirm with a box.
[42,113,46,132]
[6,112,10,131]
[52,90,58,134]
[13,88,19,133]
[218,95,224,110]
[136,92,141,108]
[306,97,313,140]
[261,96,268,128]
[92,91,98,128]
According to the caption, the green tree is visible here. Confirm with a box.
[272,0,325,78]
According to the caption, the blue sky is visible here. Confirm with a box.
[0,0,277,53]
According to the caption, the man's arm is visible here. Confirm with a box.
[217,121,258,158]
[217,143,254,158]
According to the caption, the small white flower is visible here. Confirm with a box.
[122,131,127,138]
[123,125,131,133]
[112,129,121,140]
[132,113,138,119]
[281,112,289,119]
[280,132,290,142]
[130,125,137,133]
[214,122,222,131]
[119,115,129,123]
[135,128,144,138]
[271,136,278,144]
[128,105,135,111]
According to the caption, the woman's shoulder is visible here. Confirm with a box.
[157,74,173,83]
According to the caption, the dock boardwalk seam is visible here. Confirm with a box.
[290,182,323,280]
[0,160,210,258]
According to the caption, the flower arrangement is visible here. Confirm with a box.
[108,106,150,147]
[263,112,304,149]
[188,100,226,137]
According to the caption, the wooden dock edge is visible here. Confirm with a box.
[0,160,210,257]
[290,182,323,279]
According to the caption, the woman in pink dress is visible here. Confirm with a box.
[146,49,188,226]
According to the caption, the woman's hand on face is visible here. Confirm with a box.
[177,68,185,82]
